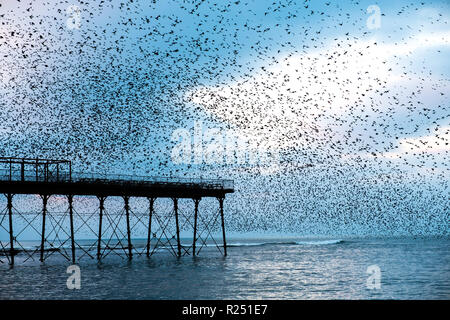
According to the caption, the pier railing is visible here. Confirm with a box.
[0,169,234,190]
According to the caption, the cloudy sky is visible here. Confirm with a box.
[0,0,448,236]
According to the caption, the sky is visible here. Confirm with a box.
[0,0,449,237]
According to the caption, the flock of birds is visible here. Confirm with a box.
[0,0,448,235]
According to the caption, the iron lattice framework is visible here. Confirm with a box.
[0,157,233,265]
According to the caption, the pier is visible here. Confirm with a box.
[0,157,234,265]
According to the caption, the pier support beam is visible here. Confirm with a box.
[40,194,48,262]
[7,193,14,265]
[192,198,200,256]
[97,196,105,260]
[124,196,132,260]
[146,197,154,257]
[173,198,181,257]
[68,195,75,263]
[218,197,227,257]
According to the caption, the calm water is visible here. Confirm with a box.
[0,237,449,299]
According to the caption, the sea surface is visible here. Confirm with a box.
[0,237,449,299]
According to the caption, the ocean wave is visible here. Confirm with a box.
[295,239,345,245]
[228,239,344,247]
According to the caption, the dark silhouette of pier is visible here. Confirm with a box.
[0,157,234,265]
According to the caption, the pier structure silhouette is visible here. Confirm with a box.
[0,157,233,265]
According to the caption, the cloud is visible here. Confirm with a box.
[185,31,450,162]
[339,125,449,172]
[382,126,449,159]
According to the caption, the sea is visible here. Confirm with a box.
[0,237,449,299]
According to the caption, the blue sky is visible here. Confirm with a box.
[0,0,448,236]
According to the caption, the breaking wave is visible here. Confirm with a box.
[227,239,345,247]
